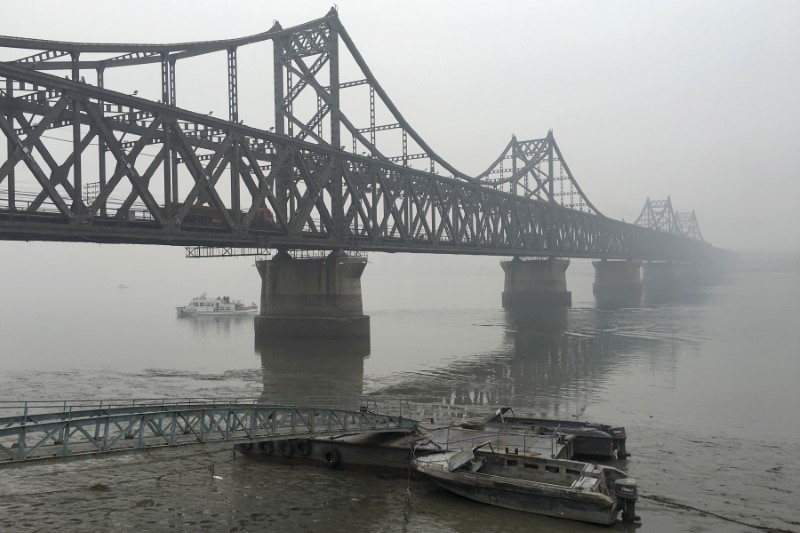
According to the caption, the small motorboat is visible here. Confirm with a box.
[176,293,258,317]
[413,442,639,525]
[485,407,629,459]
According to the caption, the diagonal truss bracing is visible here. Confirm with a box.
[676,210,704,242]
[475,132,602,215]
[0,10,711,260]
[0,400,417,463]
[633,197,705,242]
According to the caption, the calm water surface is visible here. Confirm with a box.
[0,248,798,532]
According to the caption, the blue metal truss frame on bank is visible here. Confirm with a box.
[0,398,418,463]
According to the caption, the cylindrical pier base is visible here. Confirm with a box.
[500,257,572,308]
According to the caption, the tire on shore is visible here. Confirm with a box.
[235,442,254,454]
[278,440,293,457]
[323,447,341,468]
[258,441,274,456]
[294,439,312,456]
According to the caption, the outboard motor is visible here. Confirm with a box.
[613,478,640,522]
[609,427,629,458]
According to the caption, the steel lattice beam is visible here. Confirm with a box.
[633,197,704,241]
[0,400,417,463]
[0,11,714,260]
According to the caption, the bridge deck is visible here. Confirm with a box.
[0,36,713,260]
[0,398,418,463]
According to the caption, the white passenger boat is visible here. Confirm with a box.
[176,293,258,317]
[413,442,640,525]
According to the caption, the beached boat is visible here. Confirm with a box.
[485,407,629,459]
[413,443,639,525]
[176,293,258,317]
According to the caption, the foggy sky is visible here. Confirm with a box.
[1,0,798,253]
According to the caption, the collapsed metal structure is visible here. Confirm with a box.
[0,9,711,260]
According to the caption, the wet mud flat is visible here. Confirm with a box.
[0,447,425,533]
[0,269,798,532]
[0,442,787,533]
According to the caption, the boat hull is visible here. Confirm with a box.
[485,409,626,459]
[176,307,257,318]
[425,470,620,525]
[176,294,258,318]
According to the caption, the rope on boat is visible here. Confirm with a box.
[639,492,797,533]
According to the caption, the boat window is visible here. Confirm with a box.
[524,463,538,469]
[506,460,518,466]
[545,465,559,474]
[566,469,581,476]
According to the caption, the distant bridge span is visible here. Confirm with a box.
[0,9,714,261]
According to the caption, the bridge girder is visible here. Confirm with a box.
[0,12,713,261]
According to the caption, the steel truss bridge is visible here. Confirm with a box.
[0,398,417,463]
[0,9,713,260]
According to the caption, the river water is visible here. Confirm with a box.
[0,246,798,532]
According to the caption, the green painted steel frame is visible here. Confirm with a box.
[0,400,417,463]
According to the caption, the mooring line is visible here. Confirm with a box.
[640,493,797,533]
[402,441,422,532]
[0,455,237,498]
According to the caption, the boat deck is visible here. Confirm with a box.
[296,422,572,471]
[417,425,571,459]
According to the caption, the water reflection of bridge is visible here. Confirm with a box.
[257,337,370,405]
[350,301,690,420]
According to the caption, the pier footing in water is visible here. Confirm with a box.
[593,260,643,306]
[255,250,370,339]
[501,257,572,308]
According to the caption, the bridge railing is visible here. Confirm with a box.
[0,395,416,422]
[0,396,419,463]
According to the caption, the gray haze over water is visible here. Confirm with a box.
[1,246,799,531]
[1,1,799,531]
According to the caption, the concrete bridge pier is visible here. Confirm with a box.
[501,257,572,308]
[642,261,681,293]
[593,260,643,306]
[254,250,370,340]
[675,262,706,286]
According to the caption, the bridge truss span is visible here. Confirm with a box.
[0,10,713,261]
[634,197,705,242]
[476,132,602,215]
